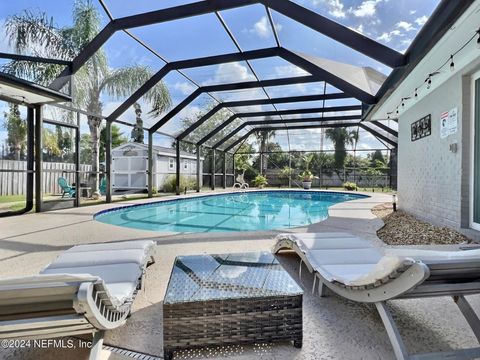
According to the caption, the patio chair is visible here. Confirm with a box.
[233,170,249,189]
[273,232,480,360]
[58,177,75,198]
[0,240,155,360]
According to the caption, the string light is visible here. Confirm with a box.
[386,27,479,119]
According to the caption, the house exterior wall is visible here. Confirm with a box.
[397,57,480,238]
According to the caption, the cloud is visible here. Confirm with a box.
[349,0,382,18]
[311,0,346,19]
[274,64,309,77]
[415,15,428,26]
[173,81,196,96]
[202,62,256,86]
[376,29,402,43]
[249,16,283,39]
[396,21,415,32]
[409,10,417,15]
[348,24,367,35]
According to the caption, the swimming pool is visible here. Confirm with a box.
[95,191,367,233]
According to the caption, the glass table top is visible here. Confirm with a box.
[164,251,303,304]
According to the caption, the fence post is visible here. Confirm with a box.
[34,105,43,213]
[196,145,201,192]
[211,149,216,191]
[223,151,227,189]
[175,141,181,195]
[105,121,112,203]
[75,112,80,206]
[148,131,153,198]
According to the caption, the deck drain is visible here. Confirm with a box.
[102,344,163,360]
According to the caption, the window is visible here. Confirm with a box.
[169,158,175,170]
[183,160,188,170]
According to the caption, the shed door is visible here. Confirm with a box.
[112,156,147,189]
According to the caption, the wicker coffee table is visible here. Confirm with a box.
[163,251,303,360]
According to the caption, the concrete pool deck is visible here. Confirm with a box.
[0,189,479,359]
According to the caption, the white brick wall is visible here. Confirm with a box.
[397,72,463,229]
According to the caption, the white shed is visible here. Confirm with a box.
[111,143,203,191]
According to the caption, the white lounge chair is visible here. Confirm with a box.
[273,232,480,360]
[0,240,155,360]
[233,170,249,189]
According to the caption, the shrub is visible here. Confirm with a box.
[343,182,357,191]
[253,174,268,188]
[163,175,196,193]
[299,170,314,182]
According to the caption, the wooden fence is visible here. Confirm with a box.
[0,160,93,196]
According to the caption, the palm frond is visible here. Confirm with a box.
[1,61,64,86]
[5,10,76,60]
[100,65,171,116]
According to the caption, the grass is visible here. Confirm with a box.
[0,195,25,203]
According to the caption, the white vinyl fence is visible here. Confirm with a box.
[0,160,93,196]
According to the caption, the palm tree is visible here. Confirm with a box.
[325,127,358,178]
[254,129,276,174]
[3,0,171,193]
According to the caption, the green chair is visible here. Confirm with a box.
[57,177,75,198]
[99,177,107,196]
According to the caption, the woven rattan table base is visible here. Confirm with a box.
[163,294,302,360]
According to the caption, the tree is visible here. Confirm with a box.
[80,124,127,163]
[325,127,359,177]
[175,100,238,153]
[370,150,386,167]
[254,129,276,174]
[3,104,26,160]
[99,125,128,162]
[4,0,171,193]
[42,129,61,159]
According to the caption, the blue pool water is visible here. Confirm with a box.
[95,191,367,233]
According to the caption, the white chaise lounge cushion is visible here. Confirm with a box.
[40,240,155,305]
[276,233,413,287]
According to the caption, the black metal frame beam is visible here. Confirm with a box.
[106,47,279,121]
[259,0,404,68]
[214,115,361,149]
[359,123,397,147]
[363,0,475,121]
[370,120,398,136]
[0,52,72,67]
[110,46,375,132]
[198,105,362,146]
[277,48,376,104]
[51,0,404,91]
[176,92,352,140]
[225,122,359,152]
[149,75,321,133]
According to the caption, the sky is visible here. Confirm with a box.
[0,0,439,152]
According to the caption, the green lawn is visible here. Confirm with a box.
[0,195,25,203]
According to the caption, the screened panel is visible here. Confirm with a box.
[183,106,236,144]
[289,0,439,54]
[218,4,278,51]
[274,98,360,110]
[210,88,268,102]
[182,61,256,86]
[248,57,310,80]
[102,0,203,18]
[264,81,326,98]
[129,13,238,61]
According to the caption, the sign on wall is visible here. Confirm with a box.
[440,107,458,139]
[411,114,431,141]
